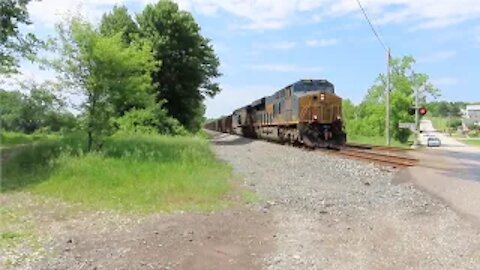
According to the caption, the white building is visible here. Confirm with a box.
[465,105,480,120]
[463,105,480,129]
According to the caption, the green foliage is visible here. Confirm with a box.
[114,106,188,136]
[45,18,155,151]
[463,139,480,146]
[467,130,479,137]
[100,5,138,44]
[426,101,466,117]
[0,87,76,134]
[341,99,355,124]
[0,131,58,147]
[137,0,221,132]
[343,56,439,144]
[0,0,39,74]
[347,134,412,148]
[2,134,232,212]
[447,118,462,129]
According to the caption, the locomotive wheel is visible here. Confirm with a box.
[298,124,317,148]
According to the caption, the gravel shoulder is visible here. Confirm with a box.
[211,132,480,270]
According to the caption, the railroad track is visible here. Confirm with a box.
[334,147,418,167]
[345,143,412,152]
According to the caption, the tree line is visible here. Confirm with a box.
[1,0,221,151]
[342,56,440,143]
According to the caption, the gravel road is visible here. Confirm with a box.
[211,133,480,270]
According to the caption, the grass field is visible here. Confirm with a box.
[1,134,233,213]
[462,139,480,147]
[0,131,58,148]
[347,135,412,148]
[428,116,462,132]
[428,117,449,131]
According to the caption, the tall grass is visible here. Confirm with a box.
[1,134,232,212]
[347,135,412,148]
[0,131,58,147]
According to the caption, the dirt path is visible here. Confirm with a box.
[1,193,274,270]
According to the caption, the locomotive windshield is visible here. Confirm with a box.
[294,80,334,93]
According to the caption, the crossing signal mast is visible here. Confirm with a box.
[409,82,427,147]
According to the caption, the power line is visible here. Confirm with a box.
[354,0,388,52]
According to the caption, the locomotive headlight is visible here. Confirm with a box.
[320,93,325,101]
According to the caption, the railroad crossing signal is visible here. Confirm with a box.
[408,106,427,116]
[408,107,415,115]
[418,107,427,116]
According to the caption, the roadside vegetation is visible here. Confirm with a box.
[347,135,412,148]
[461,139,480,147]
[342,56,439,146]
[2,134,232,212]
[0,0,233,217]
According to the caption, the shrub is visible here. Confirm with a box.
[115,107,188,136]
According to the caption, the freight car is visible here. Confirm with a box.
[206,79,346,148]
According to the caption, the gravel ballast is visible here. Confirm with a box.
[211,133,480,270]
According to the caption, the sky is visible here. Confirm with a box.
[4,0,480,118]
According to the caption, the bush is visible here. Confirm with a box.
[468,130,479,137]
[115,107,188,136]
[447,119,462,129]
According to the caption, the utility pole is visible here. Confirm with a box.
[414,83,420,148]
[386,47,391,146]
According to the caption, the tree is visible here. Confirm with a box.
[99,5,138,44]
[0,0,39,74]
[45,18,154,151]
[0,90,24,130]
[348,56,439,143]
[137,0,221,132]
[0,84,76,133]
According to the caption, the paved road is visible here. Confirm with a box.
[404,119,480,225]
[418,119,480,180]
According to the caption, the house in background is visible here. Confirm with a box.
[463,104,480,130]
[465,105,480,120]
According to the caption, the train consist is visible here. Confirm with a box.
[205,79,347,147]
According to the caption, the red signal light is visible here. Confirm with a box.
[419,107,427,116]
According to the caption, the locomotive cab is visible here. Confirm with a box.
[295,80,346,147]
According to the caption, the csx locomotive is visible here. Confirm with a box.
[205,79,346,147]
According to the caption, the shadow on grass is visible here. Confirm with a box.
[1,132,89,192]
[1,141,66,192]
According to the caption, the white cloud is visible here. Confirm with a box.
[249,64,323,73]
[26,0,480,31]
[171,0,480,30]
[305,38,338,47]
[27,0,130,27]
[418,50,457,63]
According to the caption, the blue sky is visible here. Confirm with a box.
[5,0,480,118]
